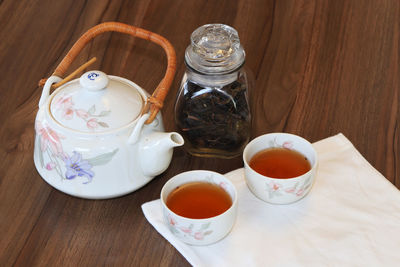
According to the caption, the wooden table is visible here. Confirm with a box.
[1,0,398,266]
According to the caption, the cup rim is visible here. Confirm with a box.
[243,132,318,180]
[160,170,238,221]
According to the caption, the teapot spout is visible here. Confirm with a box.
[139,132,184,176]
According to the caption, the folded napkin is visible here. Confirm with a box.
[142,133,400,266]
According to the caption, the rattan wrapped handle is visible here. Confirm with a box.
[39,22,176,124]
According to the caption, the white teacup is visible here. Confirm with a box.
[160,170,238,245]
[243,133,318,204]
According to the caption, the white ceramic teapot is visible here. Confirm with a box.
[34,22,184,199]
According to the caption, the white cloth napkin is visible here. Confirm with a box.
[142,133,400,267]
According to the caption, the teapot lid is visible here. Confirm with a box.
[50,70,145,133]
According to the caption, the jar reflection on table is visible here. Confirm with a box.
[174,24,251,159]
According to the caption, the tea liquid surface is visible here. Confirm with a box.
[249,147,311,178]
[166,182,232,219]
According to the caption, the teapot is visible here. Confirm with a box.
[34,22,184,199]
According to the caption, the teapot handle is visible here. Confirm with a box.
[38,22,176,124]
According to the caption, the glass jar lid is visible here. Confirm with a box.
[50,70,144,133]
[185,24,245,74]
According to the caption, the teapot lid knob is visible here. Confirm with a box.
[80,70,109,91]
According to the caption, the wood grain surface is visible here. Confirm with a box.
[0,0,398,266]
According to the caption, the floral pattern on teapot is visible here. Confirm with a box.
[35,121,118,184]
[53,94,111,130]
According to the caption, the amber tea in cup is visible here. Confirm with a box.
[243,133,318,204]
[161,170,238,245]
[166,181,232,219]
[249,147,311,178]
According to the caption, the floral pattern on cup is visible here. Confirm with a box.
[166,214,213,241]
[265,175,312,199]
[203,174,230,192]
[53,94,111,130]
[35,121,118,183]
[268,137,294,150]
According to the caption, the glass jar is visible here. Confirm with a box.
[175,24,251,158]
